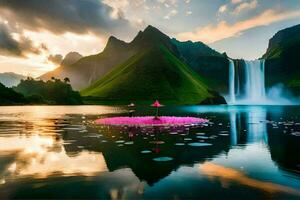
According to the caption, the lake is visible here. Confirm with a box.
[0,105,299,199]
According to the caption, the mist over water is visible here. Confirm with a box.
[227,59,300,105]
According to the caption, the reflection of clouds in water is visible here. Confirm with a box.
[0,135,54,152]
[200,162,300,196]
[0,105,127,116]
[0,134,108,179]
[96,168,147,199]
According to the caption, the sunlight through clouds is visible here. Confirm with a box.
[178,9,300,43]
[0,0,299,75]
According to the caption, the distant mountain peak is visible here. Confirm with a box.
[144,25,162,33]
[61,52,83,67]
[0,72,26,87]
[132,25,169,44]
[103,36,127,53]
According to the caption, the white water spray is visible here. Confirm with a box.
[228,59,267,104]
[244,60,266,102]
[228,59,235,104]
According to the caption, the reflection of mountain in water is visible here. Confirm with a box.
[268,124,300,174]
[228,106,300,175]
[62,123,231,185]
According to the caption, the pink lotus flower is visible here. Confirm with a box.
[95,116,208,126]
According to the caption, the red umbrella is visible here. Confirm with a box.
[151,100,163,119]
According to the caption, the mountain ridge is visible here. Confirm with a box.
[39,25,227,91]
[81,43,225,105]
[263,23,300,95]
[0,72,26,87]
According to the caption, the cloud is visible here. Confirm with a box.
[231,0,242,4]
[218,4,228,13]
[186,11,192,16]
[47,54,63,65]
[102,0,129,20]
[157,0,177,6]
[164,9,178,20]
[233,0,257,14]
[0,0,134,36]
[0,23,47,57]
[177,9,300,43]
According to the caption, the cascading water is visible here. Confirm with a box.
[244,60,266,102]
[228,59,266,104]
[228,59,235,104]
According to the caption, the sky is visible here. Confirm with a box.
[0,0,299,77]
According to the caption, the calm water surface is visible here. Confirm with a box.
[0,105,299,199]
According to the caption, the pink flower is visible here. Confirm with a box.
[95,116,208,126]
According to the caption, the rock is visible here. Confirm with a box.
[199,90,227,105]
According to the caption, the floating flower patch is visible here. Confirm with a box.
[95,116,208,127]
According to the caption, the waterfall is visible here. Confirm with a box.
[228,59,266,104]
[244,60,266,101]
[228,59,235,104]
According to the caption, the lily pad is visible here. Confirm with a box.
[153,157,173,162]
[141,150,152,154]
[291,132,300,136]
[124,141,134,145]
[219,134,229,136]
[174,143,185,146]
[188,142,212,147]
[196,136,209,139]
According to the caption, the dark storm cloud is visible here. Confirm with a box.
[0,0,133,36]
[47,54,63,65]
[0,23,47,57]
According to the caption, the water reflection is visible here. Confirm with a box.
[200,162,300,196]
[0,105,299,199]
[246,107,268,143]
[229,106,268,145]
[0,131,107,181]
[230,112,237,145]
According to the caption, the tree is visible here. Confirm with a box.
[64,77,70,83]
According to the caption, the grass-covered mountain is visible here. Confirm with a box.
[82,45,217,104]
[0,72,26,87]
[172,39,228,92]
[263,24,300,95]
[39,26,229,101]
[40,39,138,90]
[81,26,226,105]
[0,82,27,105]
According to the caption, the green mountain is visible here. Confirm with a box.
[39,26,229,93]
[171,39,229,92]
[0,82,27,105]
[40,38,138,89]
[81,26,226,105]
[263,24,300,95]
